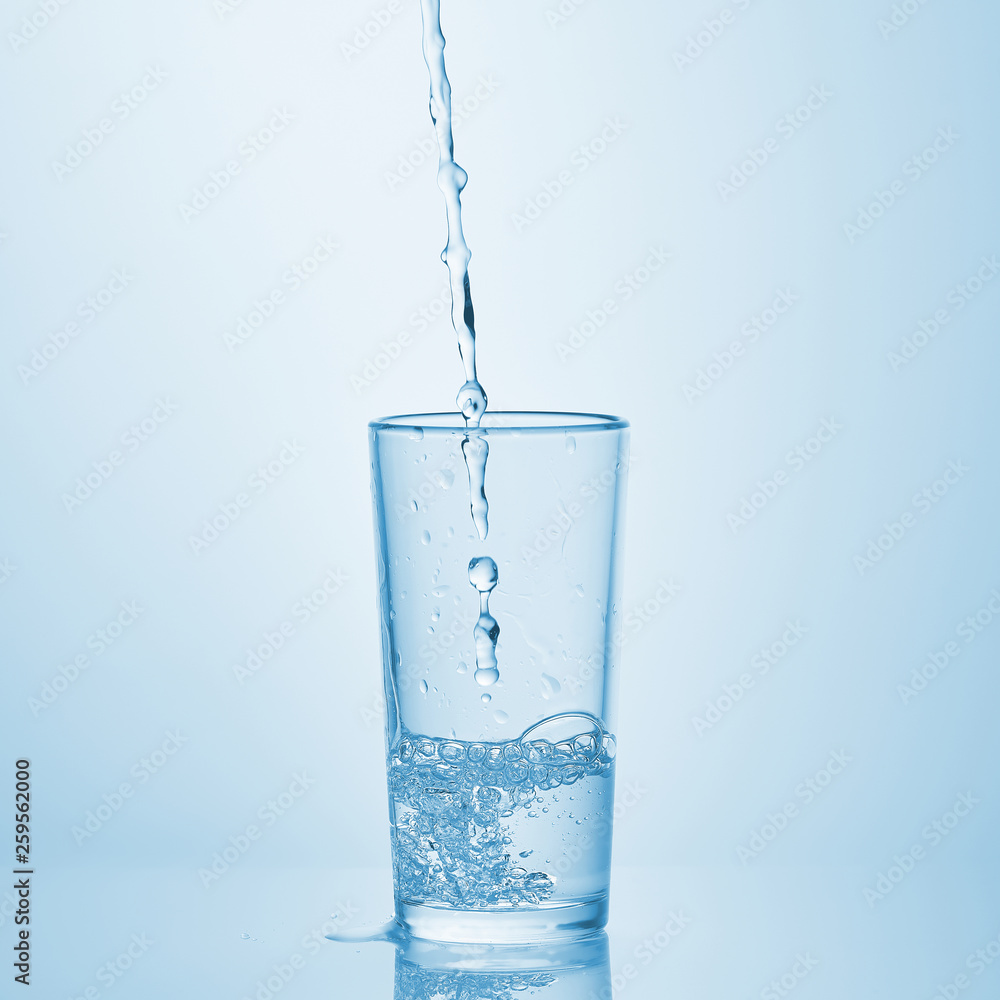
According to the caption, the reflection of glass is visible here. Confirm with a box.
[369,413,630,943]
[394,932,611,1000]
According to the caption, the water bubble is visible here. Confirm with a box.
[572,733,600,759]
[505,761,528,783]
[420,530,431,545]
[440,741,466,763]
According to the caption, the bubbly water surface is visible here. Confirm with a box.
[388,726,616,910]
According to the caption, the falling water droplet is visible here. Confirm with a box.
[417,0,491,548]
[462,433,489,540]
[468,556,500,686]
[475,664,499,686]
[468,556,498,592]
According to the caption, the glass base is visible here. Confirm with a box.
[397,897,609,944]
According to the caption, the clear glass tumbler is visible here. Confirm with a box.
[368,412,629,943]
[394,931,611,999]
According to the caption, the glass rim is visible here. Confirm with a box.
[368,410,629,433]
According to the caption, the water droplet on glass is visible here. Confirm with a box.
[419,680,428,694]
[565,435,576,454]
[493,710,509,723]
[541,673,562,699]
[409,499,418,512]
[456,660,469,674]
[241,932,250,940]
[481,692,491,704]
[409,428,424,441]
[420,530,431,545]
[574,584,585,597]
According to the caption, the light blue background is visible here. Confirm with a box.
[1,0,999,996]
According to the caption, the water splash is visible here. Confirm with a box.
[418,0,501,699]
[417,0,492,546]
[460,433,489,541]
[417,0,487,429]
[388,726,616,908]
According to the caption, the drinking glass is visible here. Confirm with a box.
[369,411,629,943]
[394,931,611,999]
